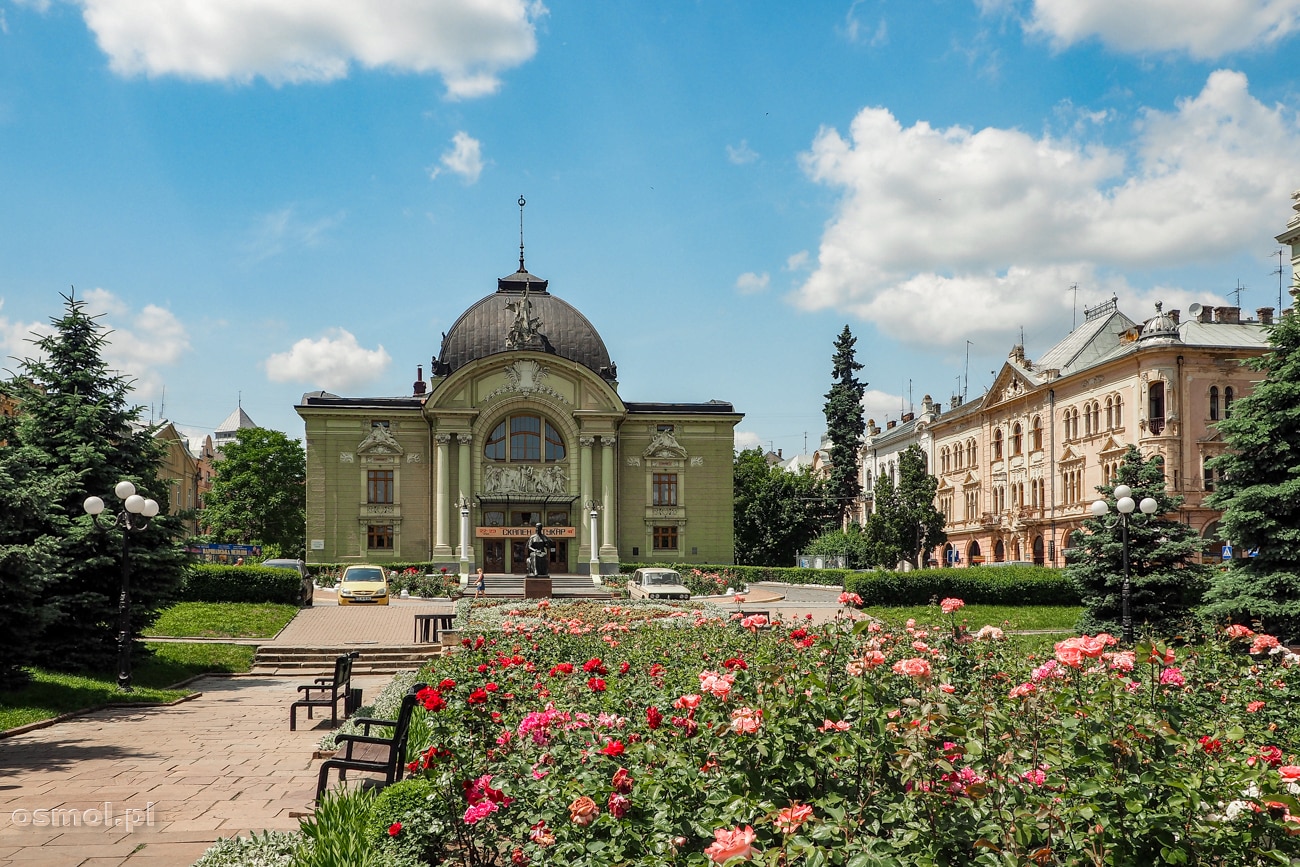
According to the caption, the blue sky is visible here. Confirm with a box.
[2,0,1298,460]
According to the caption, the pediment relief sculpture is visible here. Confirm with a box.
[357,425,403,455]
[643,428,688,459]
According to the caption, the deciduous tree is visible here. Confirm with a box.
[202,427,306,557]
[869,444,946,569]
[733,448,835,566]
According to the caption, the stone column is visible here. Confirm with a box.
[434,433,452,557]
[600,436,617,563]
[457,433,474,576]
[579,436,595,565]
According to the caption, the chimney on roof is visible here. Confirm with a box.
[887,420,897,430]
[901,412,915,423]
[1257,307,1275,326]
[1167,309,1180,325]
[1197,306,1213,323]
[413,365,427,396]
[1214,306,1240,324]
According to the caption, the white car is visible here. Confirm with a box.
[628,568,691,601]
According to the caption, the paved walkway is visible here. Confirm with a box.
[0,582,856,865]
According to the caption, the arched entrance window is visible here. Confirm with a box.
[484,414,567,462]
[993,539,1005,562]
[1202,521,1231,564]
[1148,382,1166,434]
[1033,535,1044,565]
[942,542,954,567]
[968,540,982,566]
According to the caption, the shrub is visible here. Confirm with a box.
[845,564,1079,606]
[192,830,302,867]
[179,565,302,605]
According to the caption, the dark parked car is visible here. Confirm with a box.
[263,558,314,607]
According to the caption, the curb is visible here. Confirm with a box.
[0,691,203,740]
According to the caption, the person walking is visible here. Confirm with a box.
[473,567,486,600]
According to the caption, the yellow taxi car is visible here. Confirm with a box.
[337,565,390,605]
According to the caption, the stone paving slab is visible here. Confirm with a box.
[0,674,391,866]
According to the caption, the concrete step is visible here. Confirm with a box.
[252,645,443,676]
[456,575,616,599]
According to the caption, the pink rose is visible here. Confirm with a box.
[1278,766,1300,782]
[940,598,964,614]
[730,706,762,735]
[704,825,759,863]
[568,796,600,827]
[1248,700,1266,713]
[773,803,814,834]
[891,657,931,679]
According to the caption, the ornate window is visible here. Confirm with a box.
[653,473,678,506]
[1224,387,1234,419]
[652,526,678,551]
[1148,382,1166,434]
[484,415,567,463]
[1114,395,1124,428]
[1011,423,1023,456]
[367,525,393,549]
[993,428,1004,461]
[367,470,393,504]
[1209,386,1220,421]
[966,439,977,467]
[1031,416,1043,452]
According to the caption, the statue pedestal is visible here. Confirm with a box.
[524,577,552,599]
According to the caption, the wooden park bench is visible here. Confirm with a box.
[413,612,456,643]
[316,682,426,803]
[290,652,359,731]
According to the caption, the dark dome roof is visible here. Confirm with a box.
[435,268,615,379]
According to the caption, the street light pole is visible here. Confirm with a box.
[1090,484,1158,645]
[84,481,160,691]
[587,499,601,583]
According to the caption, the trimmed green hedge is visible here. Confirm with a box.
[844,565,1079,607]
[180,564,302,605]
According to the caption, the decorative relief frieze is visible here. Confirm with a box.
[340,452,354,463]
[482,359,570,405]
[690,456,704,466]
[482,464,569,495]
[357,424,403,455]
[406,453,422,463]
[626,457,641,467]
[643,429,688,459]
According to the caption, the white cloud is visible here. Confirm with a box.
[862,389,905,426]
[841,0,888,47]
[264,328,392,391]
[726,139,759,165]
[430,131,485,183]
[246,206,345,263]
[0,300,51,368]
[73,0,546,96]
[1023,0,1300,59]
[735,272,770,295]
[1,289,191,401]
[793,70,1299,348]
[785,251,810,271]
[733,430,763,451]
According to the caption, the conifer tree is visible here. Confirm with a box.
[1066,445,1209,637]
[1201,286,1300,637]
[0,292,186,672]
[823,326,867,528]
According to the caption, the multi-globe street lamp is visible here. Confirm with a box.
[83,481,160,691]
[1089,484,1158,645]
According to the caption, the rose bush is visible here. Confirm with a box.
[320,601,1300,865]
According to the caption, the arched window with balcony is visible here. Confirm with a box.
[1011,422,1023,455]
[993,428,1004,460]
[1148,382,1166,434]
[1209,386,1220,421]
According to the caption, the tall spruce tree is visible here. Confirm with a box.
[1066,445,1209,637]
[1201,286,1300,637]
[823,326,867,527]
[870,444,947,568]
[1,292,186,672]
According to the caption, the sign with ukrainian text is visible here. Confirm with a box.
[476,526,577,538]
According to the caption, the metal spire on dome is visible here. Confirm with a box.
[518,195,527,272]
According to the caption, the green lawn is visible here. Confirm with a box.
[0,642,255,731]
[144,601,299,639]
[861,604,1082,633]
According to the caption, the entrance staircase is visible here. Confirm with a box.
[458,573,617,600]
[251,645,442,677]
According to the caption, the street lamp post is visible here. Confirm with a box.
[459,500,471,579]
[586,500,601,583]
[1089,484,1158,645]
[84,481,160,691]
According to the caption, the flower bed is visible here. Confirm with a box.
[216,602,1300,866]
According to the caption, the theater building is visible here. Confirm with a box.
[296,260,742,575]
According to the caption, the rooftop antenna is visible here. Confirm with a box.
[1230,280,1246,307]
[1019,325,1025,347]
[908,379,913,415]
[963,340,972,401]
[1274,247,1286,312]
[1069,282,1079,330]
[518,195,527,272]
[160,385,165,421]
[804,431,807,454]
